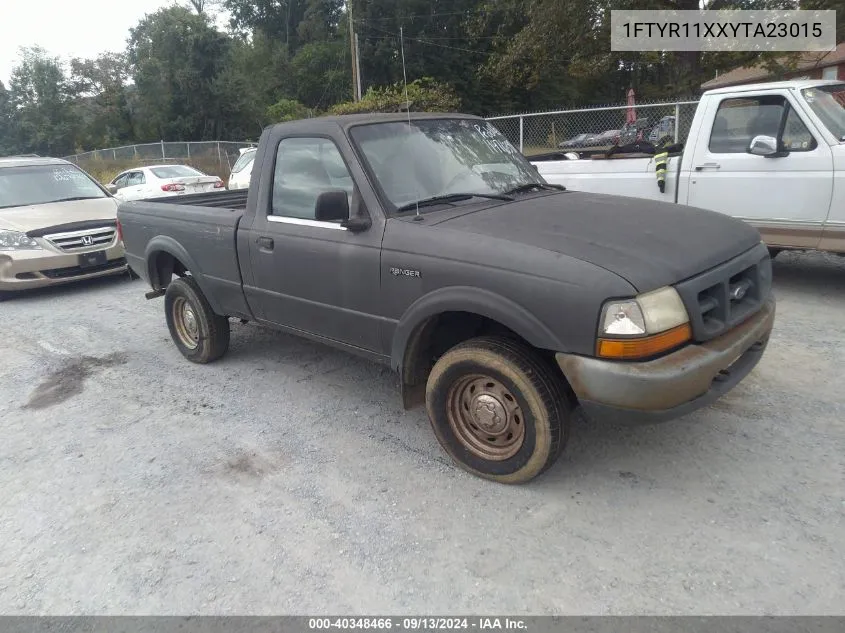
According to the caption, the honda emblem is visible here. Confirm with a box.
[81,235,94,246]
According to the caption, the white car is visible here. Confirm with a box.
[227,148,256,190]
[107,165,224,201]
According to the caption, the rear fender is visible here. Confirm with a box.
[144,235,225,315]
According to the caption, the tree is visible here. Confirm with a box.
[290,40,351,108]
[0,81,15,155]
[351,0,520,115]
[212,34,292,138]
[7,47,78,156]
[224,0,309,51]
[471,0,804,107]
[127,6,231,141]
[69,53,133,149]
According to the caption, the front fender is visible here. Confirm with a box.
[144,235,224,315]
[390,285,565,372]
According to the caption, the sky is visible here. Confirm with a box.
[0,0,190,85]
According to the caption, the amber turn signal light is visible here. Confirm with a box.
[597,323,692,360]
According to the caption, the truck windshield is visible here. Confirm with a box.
[349,118,545,211]
[801,85,845,140]
[0,164,107,210]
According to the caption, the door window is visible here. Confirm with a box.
[112,174,129,189]
[709,96,816,153]
[272,138,353,220]
[127,171,146,186]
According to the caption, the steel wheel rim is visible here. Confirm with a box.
[446,374,525,461]
[172,296,200,349]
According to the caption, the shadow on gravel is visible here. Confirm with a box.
[771,251,845,295]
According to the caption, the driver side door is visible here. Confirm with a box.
[685,91,833,249]
[245,136,386,353]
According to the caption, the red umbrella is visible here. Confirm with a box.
[626,88,637,125]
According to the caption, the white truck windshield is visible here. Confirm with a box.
[801,84,845,140]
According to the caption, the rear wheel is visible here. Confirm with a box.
[425,336,571,484]
[164,276,229,363]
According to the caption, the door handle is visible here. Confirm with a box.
[257,236,274,250]
[695,162,721,171]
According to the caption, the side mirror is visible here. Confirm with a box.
[748,135,779,157]
[314,190,350,223]
[106,184,118,194]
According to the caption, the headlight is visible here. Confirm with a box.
[0,230,42,251]
[597,287,690,360]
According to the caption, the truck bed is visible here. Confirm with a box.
[117,190,251,319]
[532,154,682,203]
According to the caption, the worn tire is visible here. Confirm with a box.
[425,336,571,484]
[164,276,230,363]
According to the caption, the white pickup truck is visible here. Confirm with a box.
[533,79,845,256]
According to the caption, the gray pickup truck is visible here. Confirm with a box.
[118,113,776,484]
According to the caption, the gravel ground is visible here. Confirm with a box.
[0,250,843,615]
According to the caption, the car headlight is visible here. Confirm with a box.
[597,286,691,360]
[0,230,42,251]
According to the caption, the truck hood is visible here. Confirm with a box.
[0,197,119,233]
[433,191,762,291]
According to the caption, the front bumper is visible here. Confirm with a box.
[556,297,776,424]
[0,243,127,292]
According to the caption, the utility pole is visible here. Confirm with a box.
[347,0,360,101]
[354,32,363,100]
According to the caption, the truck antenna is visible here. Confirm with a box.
[399,25,422,220]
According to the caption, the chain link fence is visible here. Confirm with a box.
[64,141,258,183]
[487,99,700,157]
[65,102,700,183]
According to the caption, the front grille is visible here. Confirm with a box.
[675,243,772,342]
[44,226,117,252]
[40,258,126,279]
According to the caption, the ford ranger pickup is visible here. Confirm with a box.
[117,113,776,484]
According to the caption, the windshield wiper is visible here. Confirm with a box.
[503,182,566,195]
[395,192,513,213]
[47,196,102,203]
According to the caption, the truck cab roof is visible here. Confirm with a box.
[267,111,481,134]
[702,78,845,96]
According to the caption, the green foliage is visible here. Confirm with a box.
[328,78,460,114]
[290,40,351,108]
[267,98,310,122]
[128,6,231,141]
[1,0,833,158]
[7,47,78,156]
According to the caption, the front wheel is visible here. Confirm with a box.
[164,276,230,363]
[425,336,571,484]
